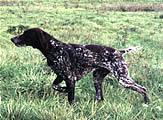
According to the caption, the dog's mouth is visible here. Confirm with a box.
[15,43,26,47]
[11,38,26,47]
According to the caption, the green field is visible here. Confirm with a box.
[0,0,163,120]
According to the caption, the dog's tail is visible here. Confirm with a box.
[120,46,143,55]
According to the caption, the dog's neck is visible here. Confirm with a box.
[38,38,67,58]
[49,39,61,47]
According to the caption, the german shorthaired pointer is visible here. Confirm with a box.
[11,28,150,104]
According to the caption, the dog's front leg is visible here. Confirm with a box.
[66,80,76,105]
[52,76,68,92]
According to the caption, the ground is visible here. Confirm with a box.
[0,0,162,120]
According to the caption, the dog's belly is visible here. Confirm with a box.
[74,67,96,80]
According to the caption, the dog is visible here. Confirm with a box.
[11,28,150,104]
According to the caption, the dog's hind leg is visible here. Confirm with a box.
[93,69,109,102]
[118,76,150,104]
[111,59,150,104]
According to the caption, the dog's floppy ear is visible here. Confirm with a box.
[35,28,52,50]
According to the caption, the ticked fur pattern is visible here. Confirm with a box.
[11,28,150,104]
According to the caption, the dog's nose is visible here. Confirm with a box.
[11,38,14,42]
[11,36,19,42]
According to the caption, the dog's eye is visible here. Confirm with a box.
[19,35,23,39]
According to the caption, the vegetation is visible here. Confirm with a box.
[0,0,162,120]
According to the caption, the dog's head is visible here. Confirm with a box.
[11,28,52,49]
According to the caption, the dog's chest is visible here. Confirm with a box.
[46,46,96,79]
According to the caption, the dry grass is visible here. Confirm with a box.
[0,1,26,6]
[100,3,163,12]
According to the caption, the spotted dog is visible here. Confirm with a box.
[11,28,150,104]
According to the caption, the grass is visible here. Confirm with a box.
[0,0,163,120]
